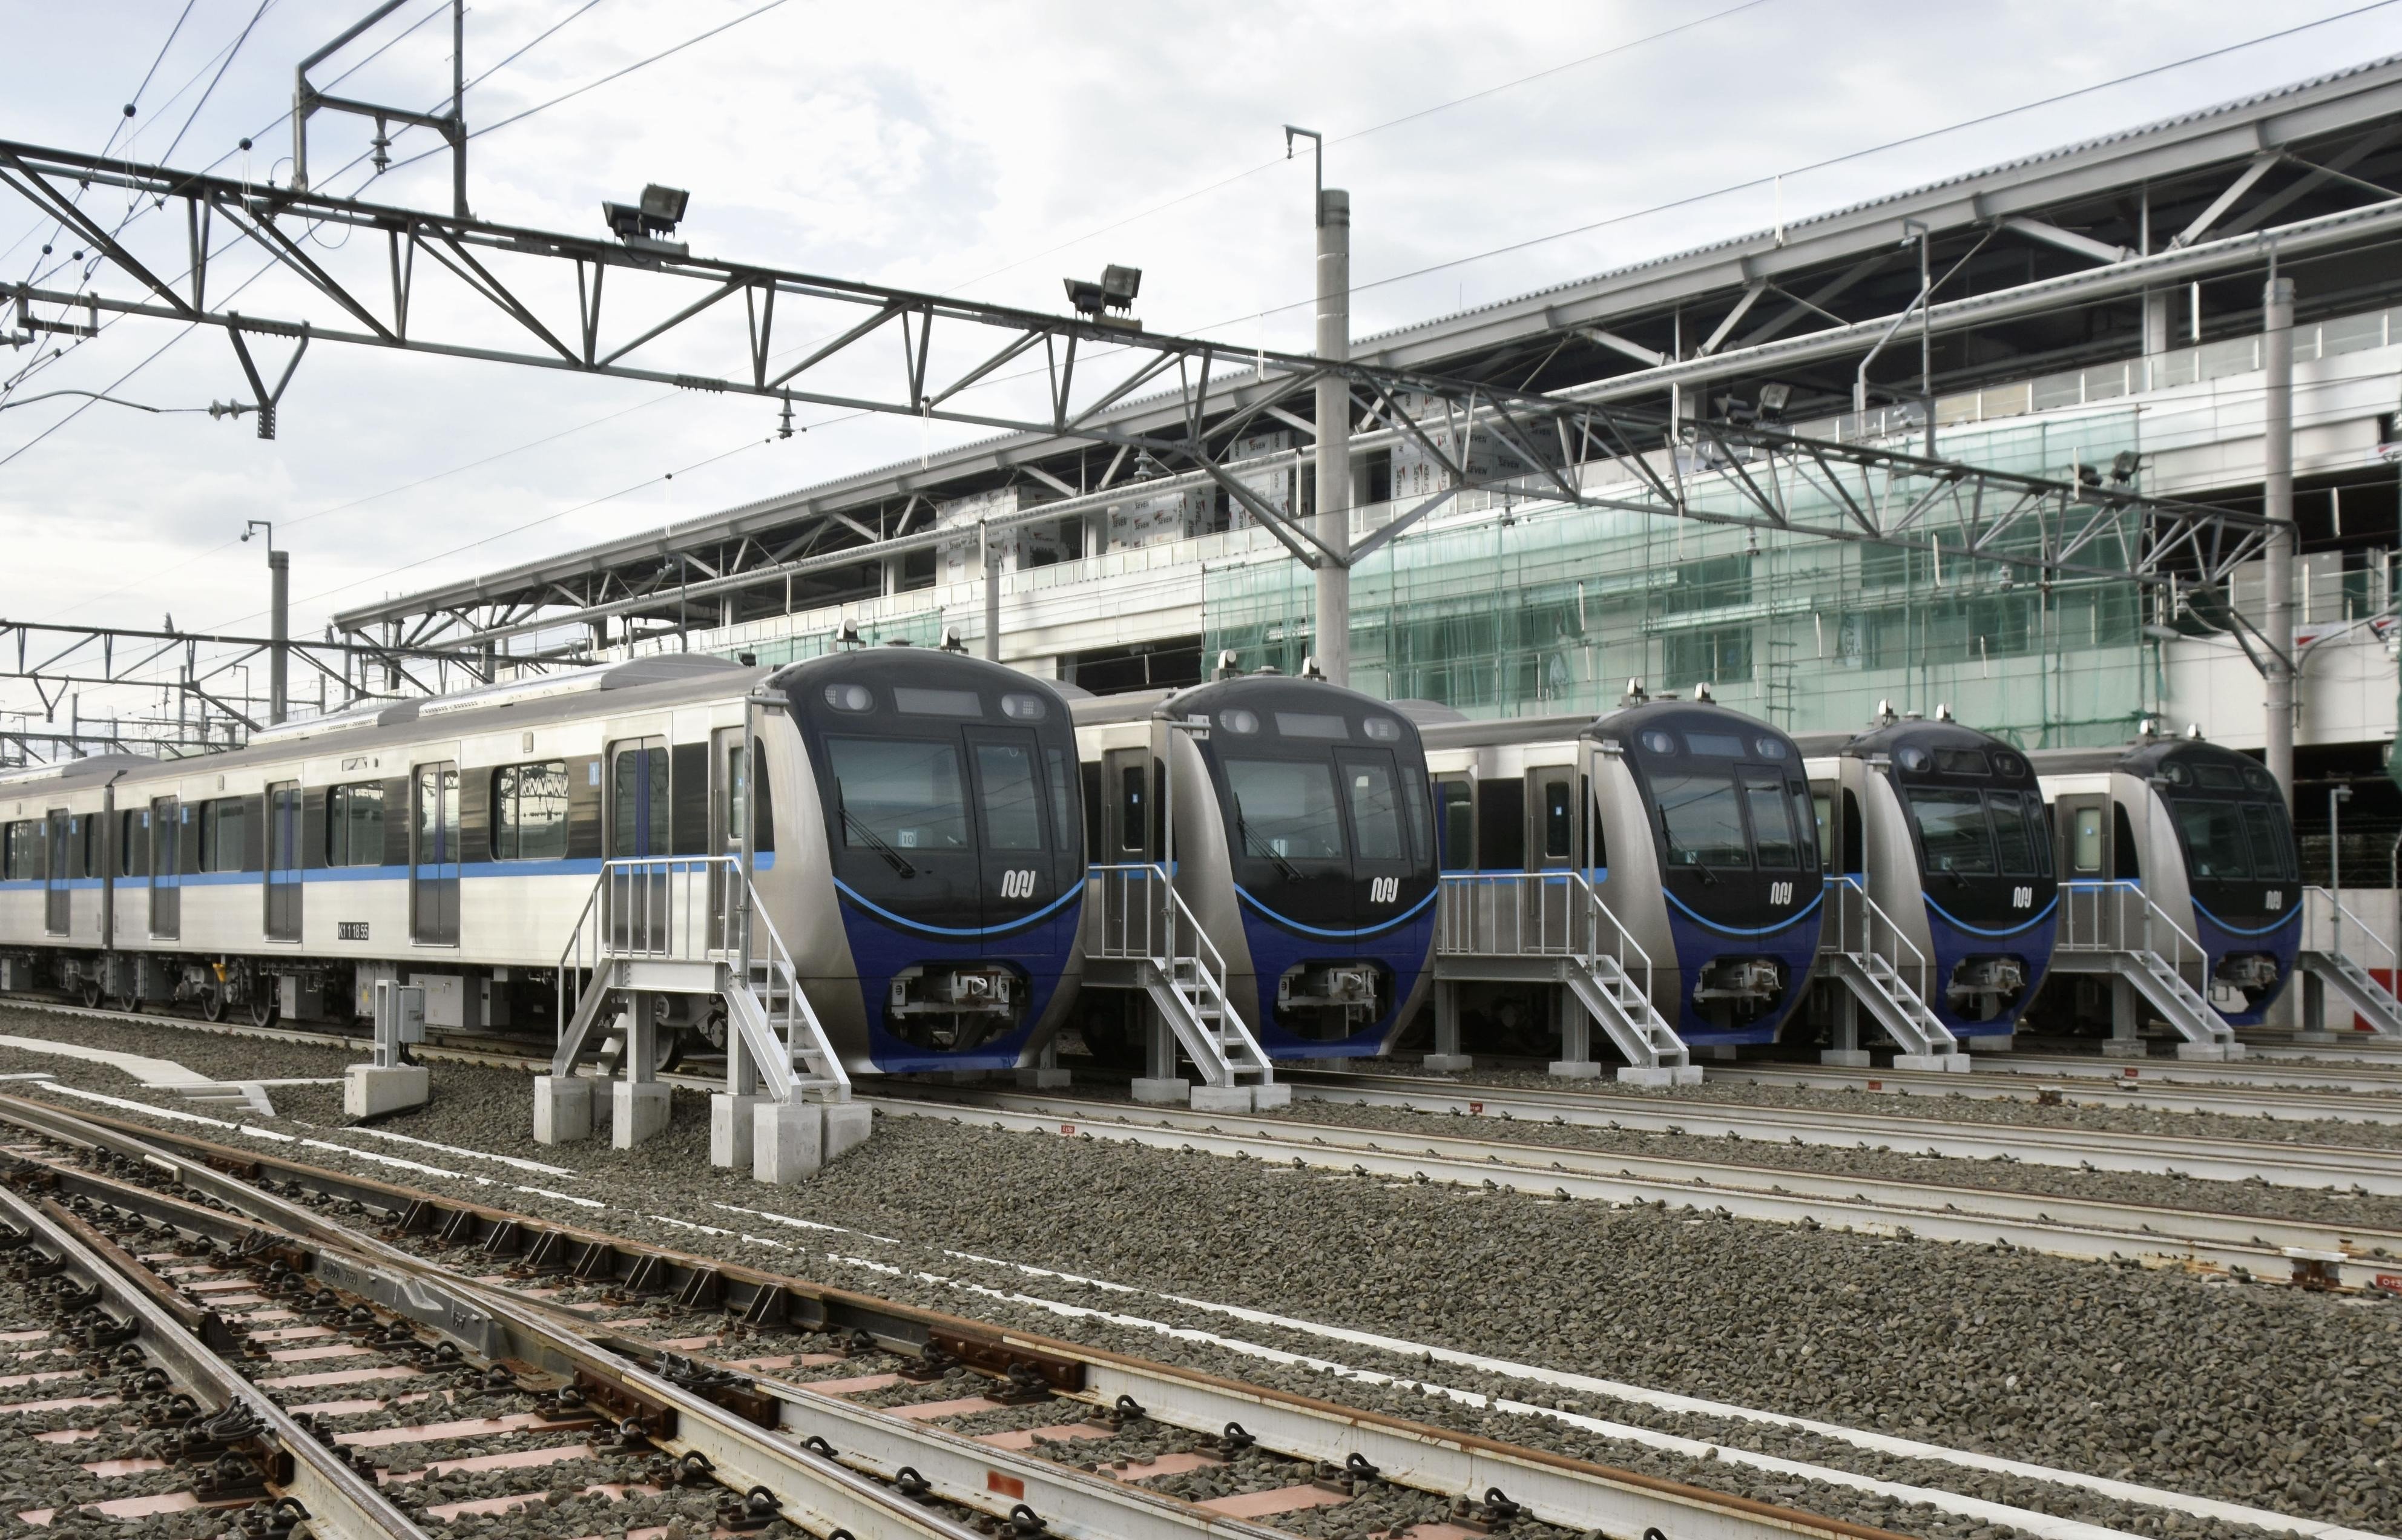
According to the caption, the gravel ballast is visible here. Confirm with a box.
[0,1004,2394,1540]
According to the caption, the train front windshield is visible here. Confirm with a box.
[2162,760,2295,887]
[1904,788,2052,880]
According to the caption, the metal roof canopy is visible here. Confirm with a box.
[292,54,2402,655]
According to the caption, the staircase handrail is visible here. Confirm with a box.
[1828,874,1932,1004]
[732,859,851,1102]
[2133,885,2211,990]
[2305,884,2398,972]
[1086,861,1263,1082]
[1566,870,1653,996]
[1435,869,1590,957]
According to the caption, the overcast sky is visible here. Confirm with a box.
[4,0,2400,718]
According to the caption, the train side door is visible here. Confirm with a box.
[150,798,180,939]
[709,726,743,950]
[1525,766,1578,946]
[2053,791,2111,947]
[411,761,461,946]
[1101,748,1151,863]
[607,737,670,950]
[265,781,303,943]
[43,809,67,936]
[1431,772,1474,871]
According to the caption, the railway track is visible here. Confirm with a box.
[1697,1060,2402,1122]
[1274,1068,2402,1193]
[870,1087,2402,1291]
[0,1092,1947,1540]
[1959,1048,2402,1096]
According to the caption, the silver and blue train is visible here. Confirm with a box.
[0,649,1087,1077]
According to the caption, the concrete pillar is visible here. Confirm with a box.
[981,522,1001,663]
[2263,275,2296,811]
[611,1079,670,1149]
[823,1101,873,1162]
[266,550,289,726]
[531,1075,593,1144]
[2102,975,2146,1056]
[1015,1036,1071,1090]
[1423,978,1472,1071]
[1130,1000,1189,1104]
[1548,981,1600,1079]
[1821,986,1870,1067]
[711,1093,766,1168]
[2140,291,2171,389]
[754,1100,824,1183]
[1312,189,1352,686]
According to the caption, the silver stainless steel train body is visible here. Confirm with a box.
[0,651,1084,1075]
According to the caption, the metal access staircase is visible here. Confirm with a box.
[2298,887,2402,1039]
[2055,880,2238,1056]
[1085,864,1276,1096]
[554,856,850,1103]
[1435,870,1695,1082]
[1821,877,1963,1067]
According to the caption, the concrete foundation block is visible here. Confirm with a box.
[2175,1042,2234,1062]
[2100,1038,2148,1058]
[2292,1030,2344,1044]
[1014,1067,1073,1089]
[822,1102,873,1163]
[531,1076,592,1145]
[1130,1077,1191,1105]
[1963,1034,2015,1051]
[1669,1065,1705,1085]
[1702,1045,1740,1061]
[1614,1067,1676,1088]
[343,1064,429,1119]
[1819,1049,1872,1067]
[711,1093,766,1170]
[1892,1054,1949,1071]
[611,1081,671,1150]
[1547,1060,1603,1079]
[1189,1084,1255,1113]
[754,1101,825,1183]
[1420,1053,1474,1072]
[1940,1053,1973,1072]
[1250,1082,1293,1111]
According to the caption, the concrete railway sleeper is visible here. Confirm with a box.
[0,1092,1946,1540]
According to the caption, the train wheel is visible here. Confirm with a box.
[249,993,279,1028]
[111,992,142,1015]
[655,1032,687,1074]
[198,984,229,1023]
[77,978,102,1010]
[697,1007,729,1052]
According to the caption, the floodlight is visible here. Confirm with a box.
[2110,450,2142,484]
[1064,265,1143,327]
[604,184,692,246]
[1756,383,1792,415]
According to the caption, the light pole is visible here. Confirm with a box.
[241,521,288,725]
[1286,124,1351,686]
[2329,782,2352,960]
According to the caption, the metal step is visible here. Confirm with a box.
[1560,956,1691,1078]
[1829,952,1961,1062]
[2297,950,2402,1039]
[2108,949,2236,1052]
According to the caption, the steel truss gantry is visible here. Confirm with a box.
[0,136,2270,662]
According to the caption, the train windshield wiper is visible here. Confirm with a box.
[1238,815,1305,882]
[842,809,917,879]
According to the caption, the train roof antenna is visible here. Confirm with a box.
[1874,699,1896,726]
[1934,702,1953,722]
[1214,650,1242,680]
[1692,682,1714,703]
[1300,655,1326,680]
[836,619,863,650]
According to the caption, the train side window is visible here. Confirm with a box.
[2,820,38,880]
[1081,762,1103,858]
[1586,779,1608,870]
[119,811,147,877]
[1119,766,1146,854]
[1840,789,1864,875]
[1542,781,1572,860]
[1786,780,1817,869]
[1401,771,1432,867]
[1046,748,1074,862]
[327,783,386,867]
[2111,805,2141,879]
[1477,779,1525,870]
[725,743,775,855]
[492,762,570,861]
[201,797,251,874]
[2070,807,2104,874]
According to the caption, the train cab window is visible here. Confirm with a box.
[1934,748,1990,776]
[1404,772,1432,865]
[1988,792,2045,877]
[1046,749,1073,860]
[725,743,775,855]
[327,783,386,867]
[1909,789,1995,875]
[2111,805,2141,879]
[1224,759,1345,860]
[492,762,570,861]
[2,820,40,880]
[973,742,1044,852]
[1654,768,1748,868]
[2070,808,2104,874]
[2242,804,2295,880]
[826,738,968,851]
[1742,772,1801,869]
[1118,767,1146,855]
[1439,783,1473,869]
[1542,781,1573,860]
[200,797,251,873]
[2172,800,2251,880]
[1341,757,1406,861]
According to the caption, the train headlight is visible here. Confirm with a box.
[1218,708,1259,735]
[1001,694,1048,721]
[824,683,874,712]
[1363,717,1400,742]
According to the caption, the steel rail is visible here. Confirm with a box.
[865,1091,2400,1291]
[0,1093,1920,1540]
[1700,1061,2402,1122]
[0,1183,431,1540]
[1274,1069,2402,1193]
[1994,1047,2402,1091]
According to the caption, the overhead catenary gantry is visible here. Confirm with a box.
[0,134,2280,658]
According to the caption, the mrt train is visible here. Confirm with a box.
[2029,728,2300,1025]
[1800,709,2059,1040]
[1421,686,1824,1049]
[0,648,1086,1076]
[1070,670,1440,1058]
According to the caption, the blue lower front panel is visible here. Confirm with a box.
[1237,894,1438,1059]
[1920,895,2060,1039]
[2193,903,2301,1027]
[1663,889,1823,1047]
[835,892,1084,1074]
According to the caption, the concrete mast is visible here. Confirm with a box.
[2262,274,2295,808]
[1313,188,1351,686]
